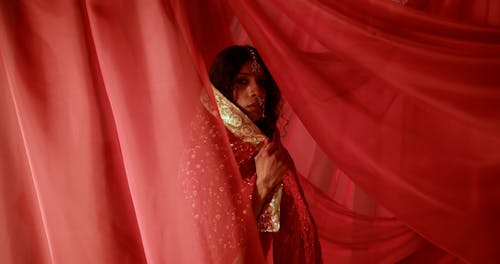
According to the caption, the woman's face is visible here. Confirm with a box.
[232,61,267,121]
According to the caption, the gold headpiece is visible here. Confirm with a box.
[247,47,262,73]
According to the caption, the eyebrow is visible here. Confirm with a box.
[236,72,266,79]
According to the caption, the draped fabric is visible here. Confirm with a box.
[1,0,499,264]
[179,89,322,263]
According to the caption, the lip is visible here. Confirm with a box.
[245,102,260,108]
[246,103,261,110]
[247,101,260,107]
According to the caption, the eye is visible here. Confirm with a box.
[258,79,267,86]
[236,78,249,85]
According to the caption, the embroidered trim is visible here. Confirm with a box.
[201,86,267,146]
[201,86,282,232]
[258,183,283,232]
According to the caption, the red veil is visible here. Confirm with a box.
[179,87,322,263]
[1,0,499,263]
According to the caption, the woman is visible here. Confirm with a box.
[181,45,322,263]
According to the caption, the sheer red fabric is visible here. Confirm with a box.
[224,1,500,263]
[1,0,499,263]
[179,104,265,263]
[179,99,322,263]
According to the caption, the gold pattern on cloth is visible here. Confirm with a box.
[201,86,282,232]
[258,184,283,232]
[201,86,266,146]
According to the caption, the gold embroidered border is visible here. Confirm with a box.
[258,184,283,232]
[201,86,267,146]
[200,85,282,232]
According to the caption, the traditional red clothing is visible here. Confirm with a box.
[180,87,322,263]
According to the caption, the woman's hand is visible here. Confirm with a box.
[253,133,291,215]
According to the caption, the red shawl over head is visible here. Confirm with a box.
[180,87,322,263]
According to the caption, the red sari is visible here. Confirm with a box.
[180,87,322,263]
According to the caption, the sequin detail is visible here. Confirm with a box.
[179,90,322,263]
[179,107,250,259]
[199,86,282,232]
[258,184,283,232]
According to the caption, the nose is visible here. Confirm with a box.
[248,80,265,98]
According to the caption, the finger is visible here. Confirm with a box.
[256,147,265,159]
[276,148,289,160]
[258,142,273,158]
[272,148,283,161]
[266,142,280,155]
[255,150,261,159]
[256,144,266,157]
[257,138,269,153]
[276,153,292,170]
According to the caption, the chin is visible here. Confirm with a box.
[249,113,262,122]
[243,108,261,122]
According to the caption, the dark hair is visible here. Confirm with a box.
[209,45,281,138]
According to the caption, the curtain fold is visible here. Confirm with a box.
[1,0,498,263]
[0,40,54,264]
[226,0,500,263]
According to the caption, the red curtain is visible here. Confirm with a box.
[1,0,499,263]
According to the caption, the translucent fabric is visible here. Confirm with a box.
[225,1,500,263]
[1,0,499,263]
[1,1,262,263]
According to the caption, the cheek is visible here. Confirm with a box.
[232,86,245,104]
[232,88,239,101]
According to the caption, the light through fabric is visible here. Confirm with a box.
[1,0,499,263]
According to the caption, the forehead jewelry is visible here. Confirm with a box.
[247,48,262,73]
